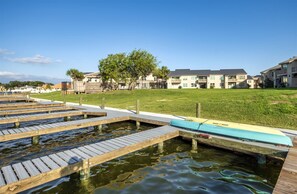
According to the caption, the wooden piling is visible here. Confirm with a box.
[136,99,140,114]
[192,139,198,151]
[100,97,105,109]
[32,136,40,145]
[257,154,266,165]
[196,103,201,118]
[79,97,82,106]
[15,121,20,128]
[63,93,66,104]
[158,142,164,153]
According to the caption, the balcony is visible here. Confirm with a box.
[197,79,207,83]
[276,69,287,76]
[171,79,181,84]
[228,78,237,82]
[292,66,297,74]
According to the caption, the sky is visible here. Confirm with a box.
[0,0,296,83]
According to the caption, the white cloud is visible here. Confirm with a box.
[0,71,22,76]
[7,54,62,64]
[8,54,51,64]
[0,49,15,55]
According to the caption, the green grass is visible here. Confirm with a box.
[32,89,297,130]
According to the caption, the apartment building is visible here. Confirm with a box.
[261,56,297,88]
[246,75,262,89]
[167,69,248,89]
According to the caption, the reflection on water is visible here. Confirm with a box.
[0,117,282,194]
[21,138,281,194]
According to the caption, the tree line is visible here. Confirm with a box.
[0,81,53,89]
[66,49,170,90]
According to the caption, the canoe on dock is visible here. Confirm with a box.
[186,117,285,136]
[170,119,293,146]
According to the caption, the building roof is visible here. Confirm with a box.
[247,75,253,79]
[260,65,281,74]
[169,69,247,77]
[279,56,297,65]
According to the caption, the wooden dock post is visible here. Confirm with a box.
[94,124,103,133]
[32,136,40,145]
[15,121,20,128]
[80,161,90,180]
[63,93,66,104]
[192,138,198,151]
[196,103,201,118]
[136,100,140,129]
[64,116,71,121]
[257,154,266,165]
[158,141,164,153]
[84,113,88,119]
[136,99,140,114]
[100,97,105,109]
[79,97,82,106]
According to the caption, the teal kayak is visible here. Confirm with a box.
[170,119,293,147]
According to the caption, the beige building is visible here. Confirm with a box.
[261,56,297,88]
[167,69,248,89]
[246,75,262,89]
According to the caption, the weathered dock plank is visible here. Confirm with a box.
[0,126,179,193]
[179,129,289,159]
[273,137,297,194]
[0,102,38,108]
[0,116,130,142]
[0,103,66,111]
[0,98,34,102]
[0,106,78,117]
[0,111,106,125]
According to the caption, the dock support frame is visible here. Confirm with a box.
[32,135,40,145]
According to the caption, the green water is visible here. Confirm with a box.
[0,120,282,194]
[23,139,282,194]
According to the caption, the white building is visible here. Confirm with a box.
[261,56,297,88]
[167,69,248,89]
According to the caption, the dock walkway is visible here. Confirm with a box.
[0,115,129,142]
[0,125,179,193]
[0,111,84,125]
[273,137,297,194]
[0,106,78,116]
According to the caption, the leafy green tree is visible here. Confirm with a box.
[127,49,158,90]
[66,68,84,81]
[99,53,129,90]
[98,49,158,90]
[153,66,170,88]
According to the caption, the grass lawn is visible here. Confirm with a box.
[32,89,297,130]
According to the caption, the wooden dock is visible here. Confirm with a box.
[0,115,130,142]
[0,97,34,102]
[0,103,66,111]
[0,111,106,125]
[273,137,297,194]
[0,102,38,108]
[0,98,296,193]
[0,125,179,193]
[0,106,78,117]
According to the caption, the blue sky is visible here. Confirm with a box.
[0,0,296,83]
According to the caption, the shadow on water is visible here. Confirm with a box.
[20,138,282,194]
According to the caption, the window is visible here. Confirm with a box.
[210,83,215,87]
[191,83,196,87]
[183,83,188,87]
[239,75,245,80]
[210,75,215,80]
[182,78,188,81]
[191,76,196,80]
[221,76,224,80]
